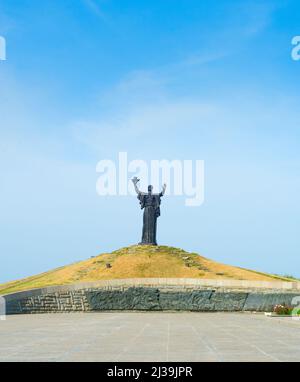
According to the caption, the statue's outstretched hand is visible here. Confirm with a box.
[162,183,167,195]
[132,177,141,194]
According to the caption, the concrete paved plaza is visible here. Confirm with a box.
[0,312,299,362]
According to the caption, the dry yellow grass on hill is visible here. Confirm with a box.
[0,245,293,295]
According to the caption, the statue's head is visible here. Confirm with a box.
[148,185,153,193]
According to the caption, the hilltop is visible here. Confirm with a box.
[0,245,293,295]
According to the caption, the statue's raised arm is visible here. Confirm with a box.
[132,177,141,195]
[160,183,167,196]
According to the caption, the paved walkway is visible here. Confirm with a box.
[0,312,299,362]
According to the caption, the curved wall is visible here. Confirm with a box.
[3,278,300,314]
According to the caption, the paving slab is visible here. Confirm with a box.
[0,312,299,362]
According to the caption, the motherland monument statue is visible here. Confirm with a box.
[132,177,167,245]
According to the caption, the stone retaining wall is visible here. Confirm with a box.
[3,279,300,314]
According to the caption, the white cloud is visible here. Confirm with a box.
[72,99,217,151]
[82,0,107,20]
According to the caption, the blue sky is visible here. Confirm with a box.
[0,0,300,283]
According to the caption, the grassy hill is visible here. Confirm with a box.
[0,245,294,295]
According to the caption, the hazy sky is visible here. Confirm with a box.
[0,0,300,283]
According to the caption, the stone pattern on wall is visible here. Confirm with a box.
[4,286,300,314]
[243,292,300,312]
[6,290,90,315]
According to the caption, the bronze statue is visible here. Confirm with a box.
[132,177,166,245]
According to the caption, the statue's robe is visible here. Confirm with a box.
[138,192,163,245]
